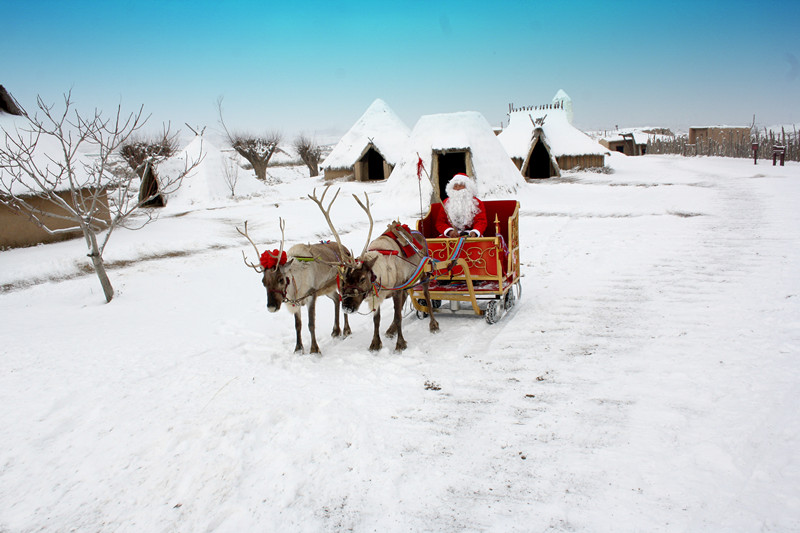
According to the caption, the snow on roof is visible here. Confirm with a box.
[552,89,571,103]
[595,128,671,145]
[320,99,410,170]
[159,136,265,206]
[381,111,522,214]
[1,113,101,196]
[498,107,607,159]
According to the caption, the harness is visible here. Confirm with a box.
[275,252,335,306]
[338,226,470,312]
[372,224,423,258]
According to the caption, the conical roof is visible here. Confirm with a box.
[498,106,606,159]
[158,136,265,206]
[321,98,410,170]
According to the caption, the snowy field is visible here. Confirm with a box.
[1,154,798,532]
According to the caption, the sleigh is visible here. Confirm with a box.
[410,200,521,324]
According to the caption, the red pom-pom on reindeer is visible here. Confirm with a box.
[260,249,288,270]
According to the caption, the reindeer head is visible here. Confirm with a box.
[261,258,294,312]
[237,219,293,312]
[337,256,378,314]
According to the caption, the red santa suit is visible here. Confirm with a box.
[435,174,488,237]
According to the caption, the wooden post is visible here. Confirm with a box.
[752,142,759,164]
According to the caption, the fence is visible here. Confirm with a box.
[646,126,799,162]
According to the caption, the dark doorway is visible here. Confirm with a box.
[435,151,468,199]
[140,167,165,207]
[363,147,385,181]
[523,141,553,179]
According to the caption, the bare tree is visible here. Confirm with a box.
[221,155,240,197]
[0,91,201,303]
[217,97,283,182]
[293,134,322,177]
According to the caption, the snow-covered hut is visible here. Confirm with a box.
[597,129,653,156]
[498,91,608,180]
[382,111,522,214]
[157,136,265,208]
[320,98,410,182]
[0,87,111,248]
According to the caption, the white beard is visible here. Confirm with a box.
[445,188,479,231]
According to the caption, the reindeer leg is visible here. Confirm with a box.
[308,295,320,354]
[385,291,399,337]
[343,313,351,337]
[422,280,439,333]
[294,312,304,354]
[393,291,407,351]
[385,320,397,338]
[369,307,383,352]
[331,296,341,338]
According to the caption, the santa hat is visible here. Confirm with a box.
[445,173,476,197]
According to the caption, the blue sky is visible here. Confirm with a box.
[3,0,798,142]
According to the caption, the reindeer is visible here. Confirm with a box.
[237,219,351,354]
[309,186,439,352]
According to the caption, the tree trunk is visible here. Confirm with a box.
[84,227,114,302]
[251,160,268,181]
[307,162,319,177]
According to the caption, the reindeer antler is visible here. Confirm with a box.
[236,220,264,272]
[270,217,287,271]
[236,218,287,272]
[352,192,373,258]
[309,185,355,266]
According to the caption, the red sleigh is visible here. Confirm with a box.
[410,200,521,323]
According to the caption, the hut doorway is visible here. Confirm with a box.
[434,150,469,199]
[139,165,165,207]
[355,145,387,181]
[523,141,556,179]
[364,147,385,181]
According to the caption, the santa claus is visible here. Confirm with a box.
[435,173,488,237]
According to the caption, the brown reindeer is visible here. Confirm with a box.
[309,186,439,352]
[237,219,351,354]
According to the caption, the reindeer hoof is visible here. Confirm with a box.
[343,327,351,337]
[395,339,408,351]
[369,340,382,352]
[429,320,440,333]
[331,327,341,338]
[294,346,304,354]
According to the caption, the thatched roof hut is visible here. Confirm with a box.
[382,111,522,214]
[321,99,410,182]
[498,92,608,179]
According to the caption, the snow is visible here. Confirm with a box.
[320,99,410,171]
[158,136,266,208]
[1,154,799,532]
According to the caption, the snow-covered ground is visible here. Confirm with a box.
[1,154,798,532]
